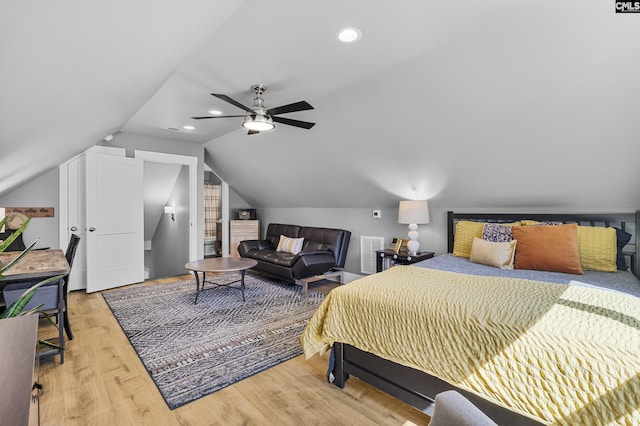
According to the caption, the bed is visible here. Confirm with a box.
[301,211,640,425]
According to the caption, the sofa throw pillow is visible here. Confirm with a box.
[470,237,517,269]
[512,223,583,275]
[276,235,304,254]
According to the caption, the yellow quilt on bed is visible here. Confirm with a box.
[301,266,640,425]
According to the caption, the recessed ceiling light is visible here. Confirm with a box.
[208,110,222,115]
[336,27,362,43]
[183,125,195,130]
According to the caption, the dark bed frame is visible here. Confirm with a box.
[332,211,640,425]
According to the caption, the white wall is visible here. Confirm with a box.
[0,168,60,249]
[258,206,447,276]
[148,166,190,279]
[258,205,638,275]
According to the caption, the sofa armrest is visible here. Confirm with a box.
[238,239,273,257]
[291,252,338,279]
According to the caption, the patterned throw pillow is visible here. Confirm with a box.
[520,220,563,226]
[482,223,513,242]
[276,235,304,254]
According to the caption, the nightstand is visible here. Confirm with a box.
[375,249,434,273]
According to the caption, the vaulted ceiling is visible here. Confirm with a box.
[2,1,639,210]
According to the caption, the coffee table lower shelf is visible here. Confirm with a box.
[185,257,258,304]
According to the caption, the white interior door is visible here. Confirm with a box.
[86,152,144,292]
[66,156,87,291]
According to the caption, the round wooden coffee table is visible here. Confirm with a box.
[185,257,258,304]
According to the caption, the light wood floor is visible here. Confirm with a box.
[37,275,432,426]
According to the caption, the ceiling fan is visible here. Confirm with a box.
[192,84,315,135]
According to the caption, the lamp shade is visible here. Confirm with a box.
[398,200,430,224]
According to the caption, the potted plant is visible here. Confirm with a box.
[0,216,64,351]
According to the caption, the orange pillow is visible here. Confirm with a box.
[512,223,584,275]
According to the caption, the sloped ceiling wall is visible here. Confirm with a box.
[0,0,240,197]
[2,1,639,213]
[204,4,640,210]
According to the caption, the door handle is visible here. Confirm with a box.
[88,227,95,232]
[70,226,78,231]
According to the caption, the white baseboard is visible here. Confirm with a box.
[342,271,364,283]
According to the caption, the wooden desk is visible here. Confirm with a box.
[0,249,70,365]
[0,249,69,283]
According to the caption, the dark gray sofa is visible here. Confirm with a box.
[237,223,351,295]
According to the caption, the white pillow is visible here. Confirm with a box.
[469,237,517,269]
[276,235,304,254]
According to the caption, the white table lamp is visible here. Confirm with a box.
[398,200,430,255]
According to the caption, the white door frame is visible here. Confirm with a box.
[134,150,198,261]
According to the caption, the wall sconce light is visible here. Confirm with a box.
[164,206,176,222]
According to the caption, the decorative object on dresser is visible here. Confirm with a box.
[236,208,256,220]
[229,219,259,258]
[397,200,430,255]
[238,223,351,296]
[103,273,325,409]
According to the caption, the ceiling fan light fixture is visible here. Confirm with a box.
[242,113,274,131]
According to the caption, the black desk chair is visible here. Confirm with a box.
[61,234,80,340]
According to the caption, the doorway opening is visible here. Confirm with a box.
[204,171,222,257]
[134,150,198,277]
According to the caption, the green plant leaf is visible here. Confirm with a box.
[0,239,39,277]
[38,339,61,351]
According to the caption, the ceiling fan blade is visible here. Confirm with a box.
[272,116,316,129]
[191,115,246,119]
[211,94,252,112]
[266,101,314,116]
[247,129,260,135]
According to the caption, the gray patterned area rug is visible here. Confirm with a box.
[102,272,325,409]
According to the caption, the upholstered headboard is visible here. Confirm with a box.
[447,211,639,278]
